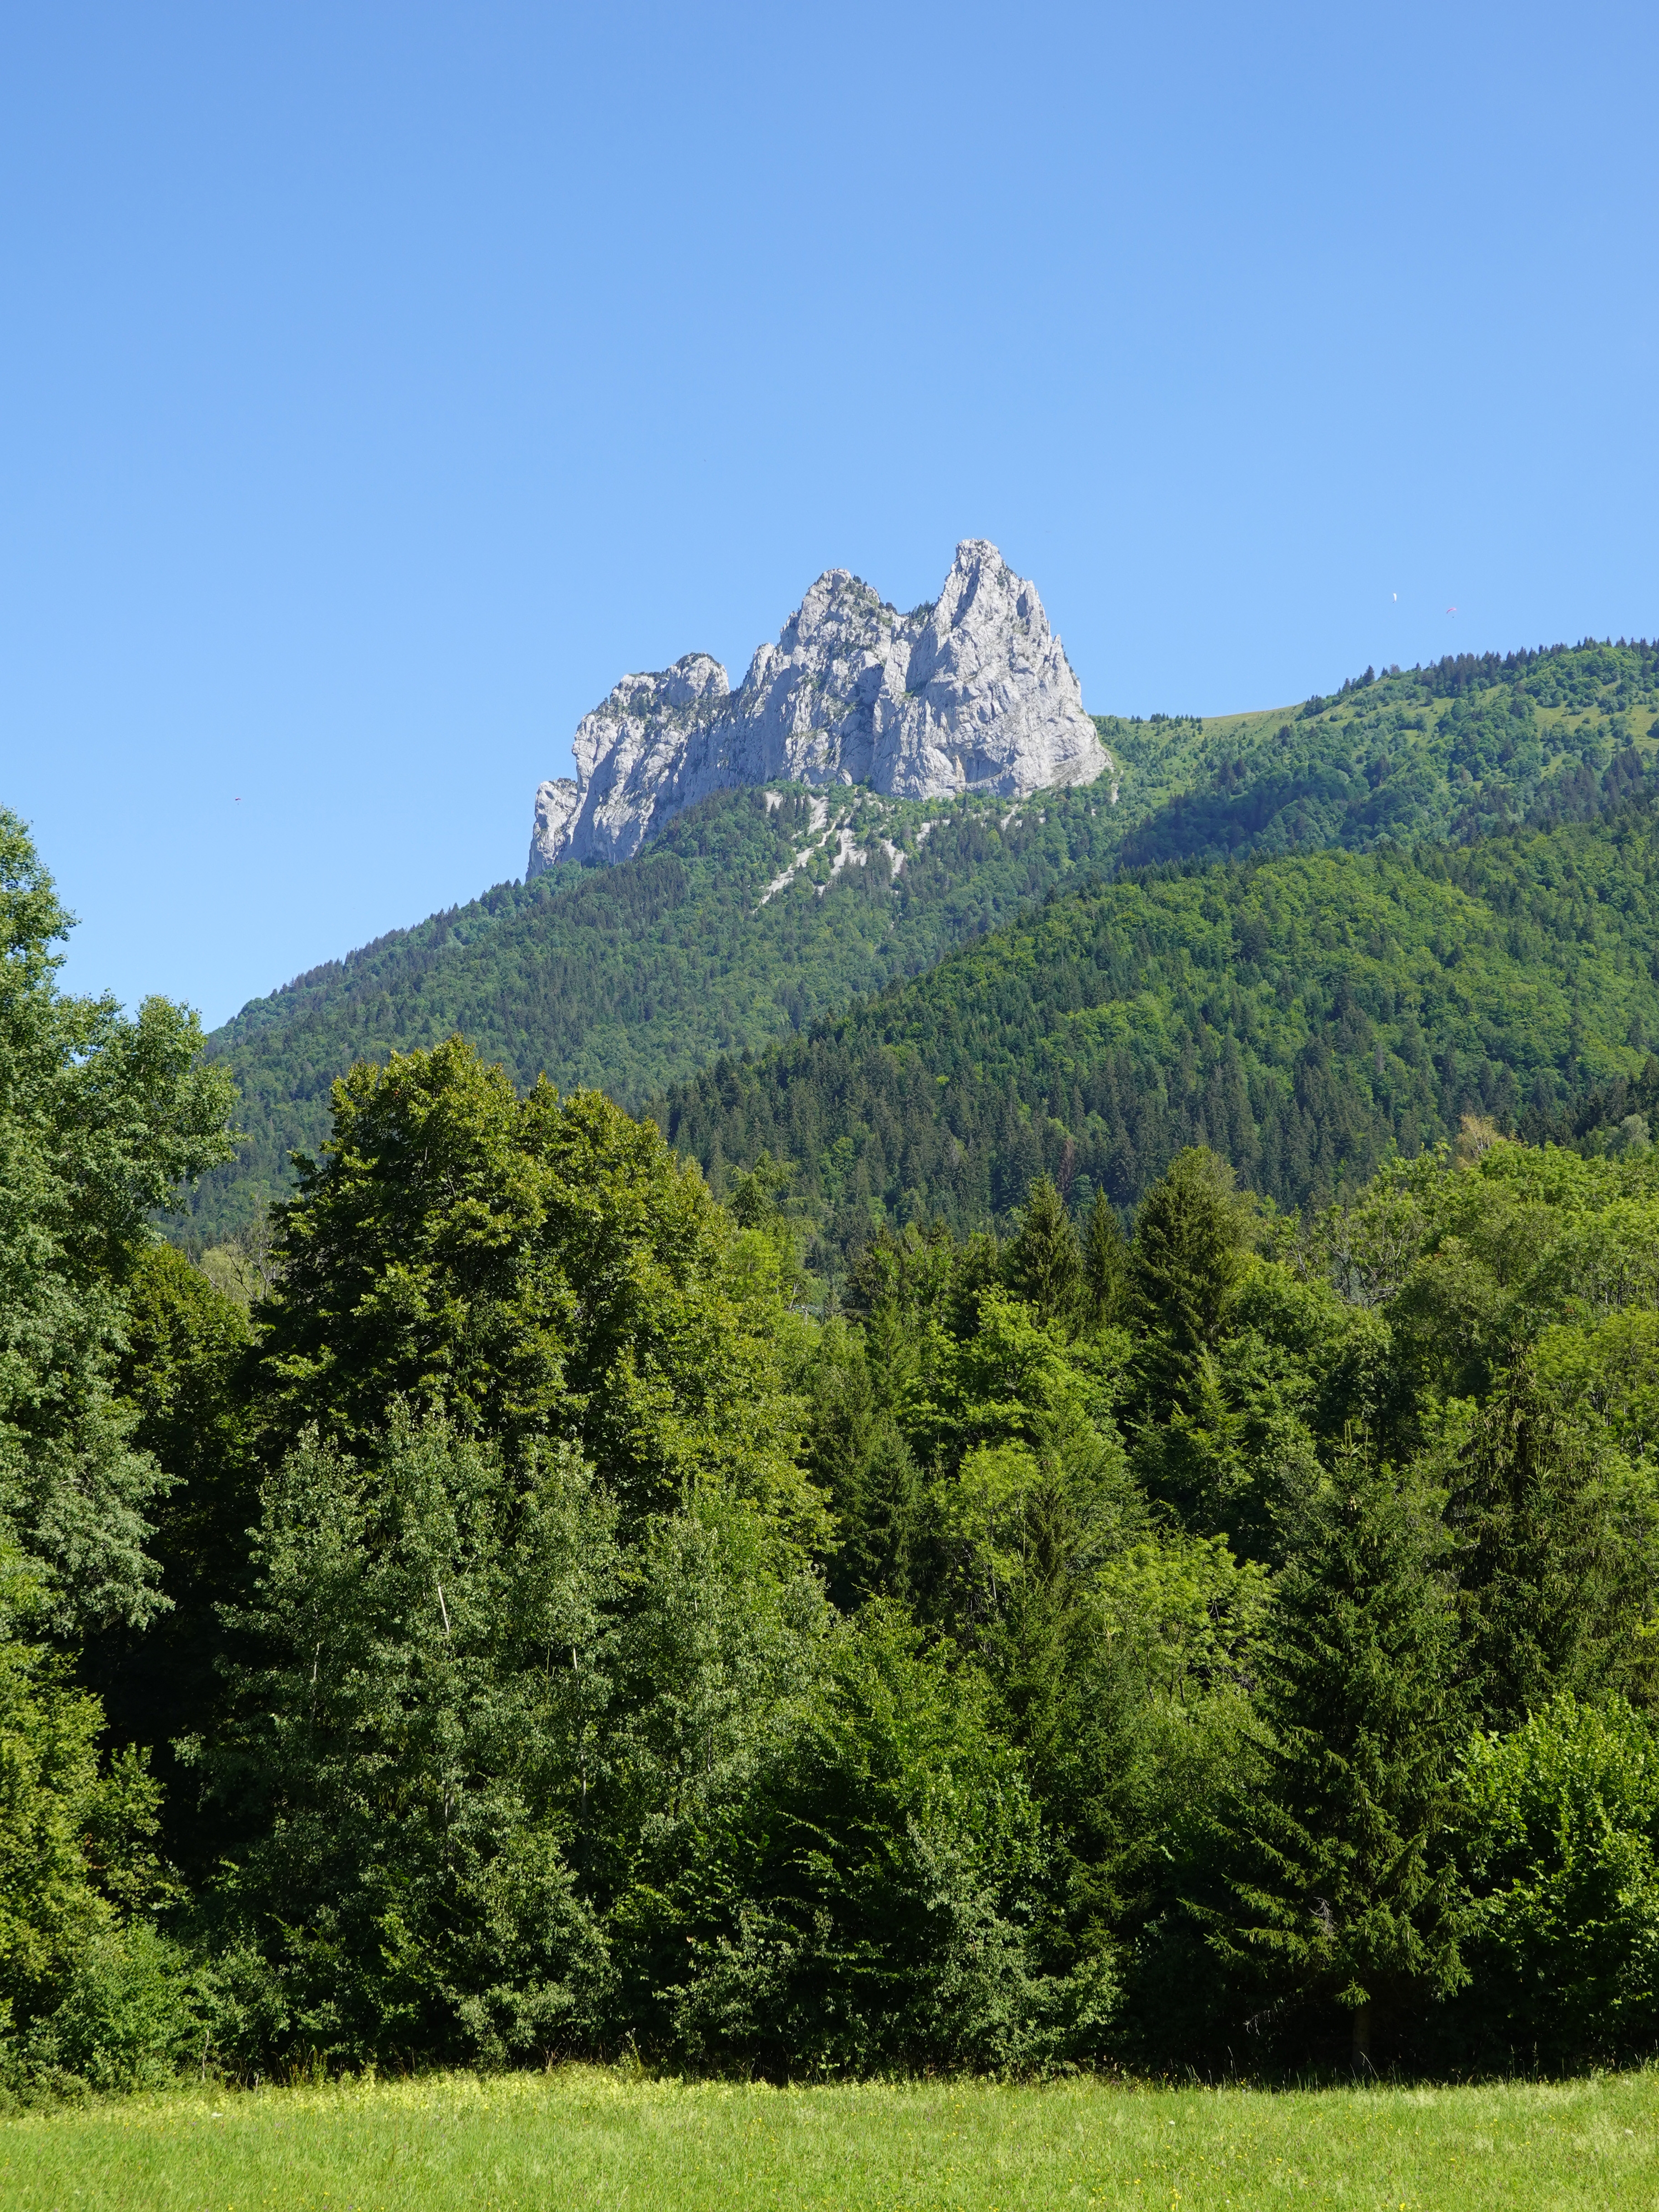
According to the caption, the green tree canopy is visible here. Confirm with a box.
[254,1036,826,1550]
[0,811,234,1632]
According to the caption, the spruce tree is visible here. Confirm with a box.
[1003,1176,1083,1327]
[1212,1448,1464,2067]
[1082,1189,1131,1329]
[1447,1358,1639,1728]
[1131,1146,1248,1415]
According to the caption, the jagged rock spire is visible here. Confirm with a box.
[528,540,1110,875]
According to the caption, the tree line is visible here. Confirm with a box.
[5,804,1659,2090]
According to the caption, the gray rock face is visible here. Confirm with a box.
[528,540,1109,874]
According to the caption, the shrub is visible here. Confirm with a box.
[1457,1695,1659,2066]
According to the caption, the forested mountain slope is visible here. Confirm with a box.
[179,780,1128,1242]
[653,806,1659,1262]
[178,638,1659,1246]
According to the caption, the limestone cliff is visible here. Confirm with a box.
[528,540,1108,874]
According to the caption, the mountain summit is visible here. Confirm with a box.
[527,540,1110,874]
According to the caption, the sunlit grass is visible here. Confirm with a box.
[4,2063,1659,2209]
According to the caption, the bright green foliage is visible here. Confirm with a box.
[1458,1696,1659,2066]
[1345,1135,1659,1433]
[1213,1455,1465,2065]
[1534,1307,1659,1479]
[0,812,236,1632]
[658,811,1659,1258]
[11,1925,203,2096]
[0,1560,174,2076]
[1111,641,1659,875]
[254,1038,824,1547]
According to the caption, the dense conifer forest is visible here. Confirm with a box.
[655,807,1659,1268]
[6,774,1659,2091]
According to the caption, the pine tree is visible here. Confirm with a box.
[1212,1448,1464,2067]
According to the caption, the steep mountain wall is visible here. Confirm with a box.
[528,539,1111,873]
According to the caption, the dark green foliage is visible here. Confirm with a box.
[1211,1454,1465,2068]
[804,1319,924,1609]
[627,1604,1115,2076]
[1082,1189,1131,1327]
[657,810,1659,1259]
[201,1417,618,2067]
[1130,1149,1250,1418]
[177,781,1136,1247]
[1447,1362,1649,1729]
[85,1246,255,1851]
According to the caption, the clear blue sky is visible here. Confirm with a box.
[5,2,1657,1029]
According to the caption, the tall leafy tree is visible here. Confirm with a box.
[255,1038,826,1551]
[0,811,234,1633]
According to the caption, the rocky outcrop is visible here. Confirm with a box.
[528,540,1109,874]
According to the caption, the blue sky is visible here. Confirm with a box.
[4,1,1657,1028]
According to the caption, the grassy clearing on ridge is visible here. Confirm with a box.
[4,2066,1659,2211]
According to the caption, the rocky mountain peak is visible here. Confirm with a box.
[528,540,1109,874]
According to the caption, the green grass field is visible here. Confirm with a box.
[5,2066,1659,2210]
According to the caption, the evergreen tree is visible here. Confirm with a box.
[1447,1358,1644,1728]
[1082,1189,1131,1329]
[1211,1448,1464,2067]
[1003,1176,1082,1327]
[805,1317,924,1607]
[1131,1147,1249,1418]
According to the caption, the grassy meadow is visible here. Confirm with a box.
[5,2066,1659,2211]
